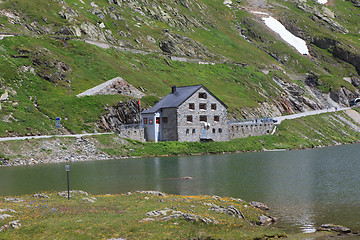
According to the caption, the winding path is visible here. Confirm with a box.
[273,107,351,124]
[0,132,113,142]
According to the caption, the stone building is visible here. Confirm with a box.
[141,85,229,142]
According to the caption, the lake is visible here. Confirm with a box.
[1,143,359,234]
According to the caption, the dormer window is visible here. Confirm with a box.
[199,92,207,99]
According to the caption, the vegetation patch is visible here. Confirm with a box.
[0,191,284,240]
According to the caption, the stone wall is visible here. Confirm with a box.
[160,108,178,141]
[177,87,229,142]
[117,124,145,142]
[229,122,274,139]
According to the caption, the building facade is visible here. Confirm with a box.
[141,85,229,142]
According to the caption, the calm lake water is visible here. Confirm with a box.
[1,143,359,234]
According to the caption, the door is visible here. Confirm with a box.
[202,128,207,139]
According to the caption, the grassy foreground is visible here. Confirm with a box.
[0,191,285,240]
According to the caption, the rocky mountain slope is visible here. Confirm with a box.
[0,0,359,136]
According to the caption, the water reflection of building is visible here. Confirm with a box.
[262,150,317,233]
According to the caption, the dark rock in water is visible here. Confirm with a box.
[250,201,269,211]
[317,224,352,233]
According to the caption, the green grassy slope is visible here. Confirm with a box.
[0,0,359,136]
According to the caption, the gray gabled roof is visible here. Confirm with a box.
[141,85,228,114]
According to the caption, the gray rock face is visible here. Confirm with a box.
[330,87,357,106]
[58,7,79,20]
[311,37,360,75]
[273,76,323,113]
[99,100,141,132]
[80,22,107,42]
[159,32,220,60]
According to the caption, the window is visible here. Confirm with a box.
[214,116,220,122]
[218,128,222,133]
[199,103,207,110]
[149,119,153,125]
[212,128,216,133]
[143,118,148,124]
[162,117,168,123]
[200,115,207,122]
[211,103,217,110]
[156,117,160,124]
[199,92,207,99]
[186,129,190,134]
[189,103,195,110]
[192,129,196,134]
[187,115,193,122]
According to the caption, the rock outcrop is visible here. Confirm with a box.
[99,100,141,132]
[159,31,221,60]
[77,77,145,98]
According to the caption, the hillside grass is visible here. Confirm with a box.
[0,35,282,136]
[0,0,360,138]
[0,191,284,240]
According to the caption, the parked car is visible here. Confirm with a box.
[260,117,278,123]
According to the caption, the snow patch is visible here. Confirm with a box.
[251,11,269,15]
[317,0,328,4]
[223,0,232,6]
[0,34,14,40]
[262,16,309,55]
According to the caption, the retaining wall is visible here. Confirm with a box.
[229,122,274,139]
[117,124,145,142]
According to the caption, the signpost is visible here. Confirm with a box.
[65,163,70,200]
[55,117,61,135]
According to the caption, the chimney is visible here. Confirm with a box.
[172,85,176,93]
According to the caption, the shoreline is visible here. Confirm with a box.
[0,133,359,167]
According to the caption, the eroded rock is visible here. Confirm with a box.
[250,201,269,211]
[5,197,24,203]
[137,191,167,197]
[209,205,244,218]
[258,214,276,226]
[33,193,50,199]
[57,190,89,198]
